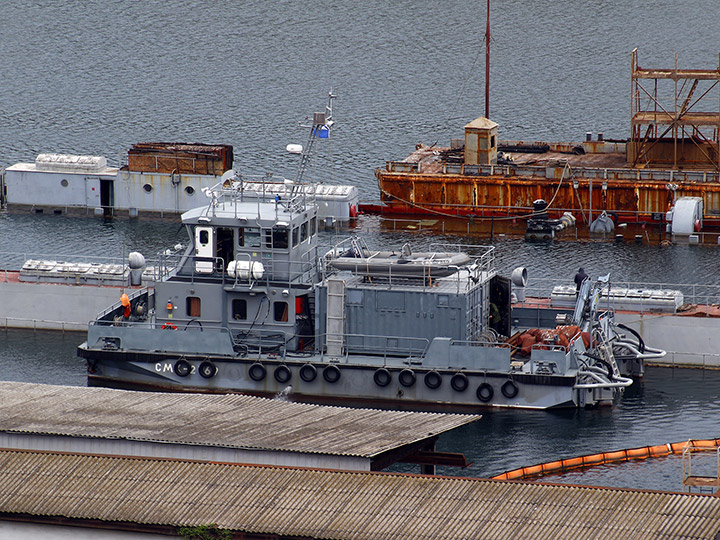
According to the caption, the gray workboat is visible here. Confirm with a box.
[78,119,658,411]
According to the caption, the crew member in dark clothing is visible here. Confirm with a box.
[574,267,588,296]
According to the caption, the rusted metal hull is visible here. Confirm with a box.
[374,169,720,227]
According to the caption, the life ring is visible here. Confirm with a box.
[274,365,292,383]
[501,380,519,399]
[199,361,217,379]
[374,368,391,387]
[299,364,317,382]
[399,368,416,388]
[323,364,341,383]
[451,373,469,392]
[161,323,178,330]
[424,371,442,390]
[174,359,191,377]
[476,382,494,402]
[249,363,266,382]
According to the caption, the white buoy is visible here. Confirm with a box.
[286,144,303,154]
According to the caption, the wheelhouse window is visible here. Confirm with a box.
[232,299,247,320]
[300,221,308,243]
[310,217,317,237]
[274,301,289,322]
[241,227,261,248]
[272,226,289,248]
[186,296,201,318]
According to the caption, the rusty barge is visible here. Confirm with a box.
[372,50,720,231]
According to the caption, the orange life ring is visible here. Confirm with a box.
[161,323,177,330]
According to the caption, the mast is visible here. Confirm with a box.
[485,0,490,119]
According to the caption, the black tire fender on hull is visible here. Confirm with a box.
[476,382,494,402]
[274,365,292,384]
[399,368,416,388]
[199,361,217,379]
[323,364,341,383]
[501,380,519,399]
[299,363,317,382]
[424,370,442,390]
[374,368,391,387]
[451,372,469,392]
[249,363,266,382]
[174,359,191,377]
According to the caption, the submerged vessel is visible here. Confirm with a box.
[78,116,656,410]
[372,50,720,233]
[0,94,359,223]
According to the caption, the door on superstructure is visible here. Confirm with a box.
[194,226,214,274]
[100,179,114,217]
[216,227,234,272]
[489,275,511,338]
[85,176,101,209]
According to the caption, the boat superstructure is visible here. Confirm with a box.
[78,139,655,411]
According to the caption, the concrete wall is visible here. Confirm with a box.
[0,280,123,331]
[615,312,720,369]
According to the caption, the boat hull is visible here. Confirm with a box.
[80,345,610,411]
[374,169,720,227]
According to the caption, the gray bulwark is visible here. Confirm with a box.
[0,382,479,471]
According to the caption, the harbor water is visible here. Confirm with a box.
[1,0,720,492]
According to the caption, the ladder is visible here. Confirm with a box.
[325,278,346,357]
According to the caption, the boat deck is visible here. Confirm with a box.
[402,144,628,174]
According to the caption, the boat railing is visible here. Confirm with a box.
[198,176,313,218]
[229,328,429,361]
[449,339,512,350]
[429,242,495,273]
[466,161,720,185]
[164,252,319,289]
[339,333,430,360]
[323,239,483,292]
[323,262,478,293]
[93,287,152,323]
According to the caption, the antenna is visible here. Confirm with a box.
[485,0,490,119]
[288,90,336,201]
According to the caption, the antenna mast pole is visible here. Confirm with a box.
[485,0,490,119]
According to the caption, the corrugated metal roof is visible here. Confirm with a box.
[0,382,479,458]
[1,449,719,540]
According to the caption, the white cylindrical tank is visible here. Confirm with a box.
[227,260,265,280]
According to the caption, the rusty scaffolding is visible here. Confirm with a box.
[629,48,720,171]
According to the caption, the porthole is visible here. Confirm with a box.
[185,186,195,195]
[60,179,69,187]
[143,183,153,193]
